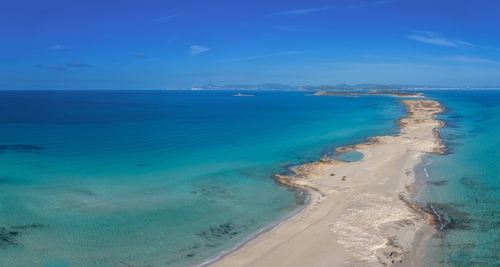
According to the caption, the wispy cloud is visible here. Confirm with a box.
[347,0,395,9]
[52,45,65,50]
[189,45,211,56]
[271,0,395,15]
[403,28,440,37]
[453,40,474,46]
[362,54,407,61]
[480,45,500,51]
[152,14,182,22]
[271,6,335,15]
[132,52,147,58]
[223,51,303,62]
[405,29,474,47]
[438,56,500,66]
[407,35,459,47]
[46,65,62,70]
[274,25,303,32]
[67,62,89,67]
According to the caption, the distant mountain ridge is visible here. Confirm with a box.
[189,83,500,91]
[191,83,296,90]
[191,83,450,91]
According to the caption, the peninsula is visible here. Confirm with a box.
[207,99,444,267]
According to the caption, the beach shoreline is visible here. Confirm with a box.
[195,190,313,267]
[203,99,445,267]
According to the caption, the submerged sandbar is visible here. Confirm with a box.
[207,99,444,267]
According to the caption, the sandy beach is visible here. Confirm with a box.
[207,99,445,267]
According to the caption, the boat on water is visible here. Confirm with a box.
[233,93,254,97]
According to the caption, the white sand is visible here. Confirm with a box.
[208,100,444,267]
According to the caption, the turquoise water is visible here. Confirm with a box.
[0,91,403,267]
[419,90,500,266]
[333,151,364,162]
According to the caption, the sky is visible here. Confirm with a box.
[1,0,500,89]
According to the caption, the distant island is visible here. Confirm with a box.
[233,93,254,97]
[192,83,296,91]
[190,83,498,91]
[314,91,423,97]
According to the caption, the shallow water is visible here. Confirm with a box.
[0,90,403,267]
[417,90,500,266]
[333,151,364,162]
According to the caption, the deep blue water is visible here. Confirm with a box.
[419,90,500,266]
[0,90,404,267]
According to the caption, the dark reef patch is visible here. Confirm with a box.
[444,215,474,231]
[196,222,239,243]
[200,185,237,199]
[191,173,242,201]
[0,144,44,153]
[165,221,246,266]
[428,180,449,186]
[10,224,43,230]
[460,176,489,192]
[429,202,473,231]
[431,199,500,233]
[0,224,44,248]
[74,189,95,196]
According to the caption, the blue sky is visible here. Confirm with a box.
[2,0,500,89]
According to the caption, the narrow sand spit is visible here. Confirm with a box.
[208,100,444,267]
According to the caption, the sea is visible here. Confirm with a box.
[418,90,500,266]
[0,90,498,267]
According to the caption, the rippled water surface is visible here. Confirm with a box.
[0,90,403,267]
[419,90,500,266]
